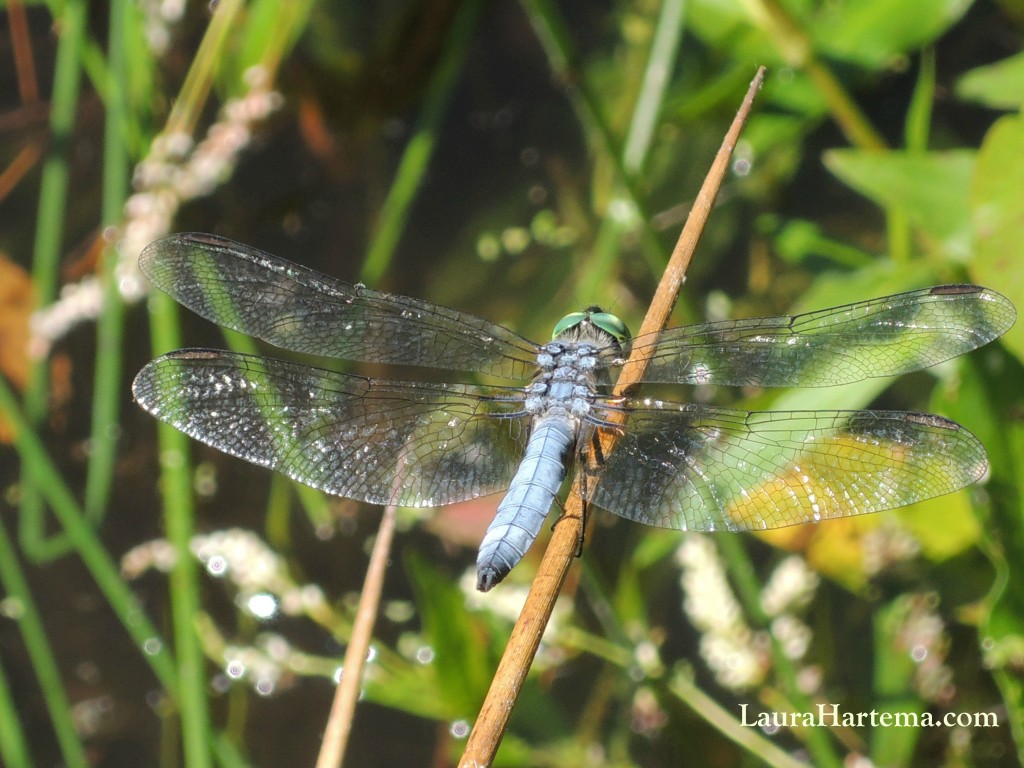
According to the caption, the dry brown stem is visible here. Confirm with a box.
[458,66,767,768]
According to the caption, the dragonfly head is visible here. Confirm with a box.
[552,306,631,354]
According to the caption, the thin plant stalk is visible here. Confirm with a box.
[521,0,669,282]
[164,0,246,138]
[578,0,687,303]
[0,516,88,768]
[145,283,213,768]
[361,0,485,285]
[622,0,687,177]
[458,67,768,767]
[314,504,398,768]
[668,668,812,768]
[20,0,88,561]
[84,0,131,523]
[0,376,178,691]
[0,650,32,768]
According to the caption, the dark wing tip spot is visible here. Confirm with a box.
[928,284,981,296]
[170,349,224,361]
[905,412,960,430]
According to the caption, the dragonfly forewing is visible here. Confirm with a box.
[139,233,540,379]
[628,285,1016,387]
[586,402,988,532]
[132,350,530,507]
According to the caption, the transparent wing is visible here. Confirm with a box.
[139,233,539,379]
[132,350,529,506]
[626,286,1016,387]
[585,401,988,531]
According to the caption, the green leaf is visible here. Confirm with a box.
[948,351,1024,761]
[403,552,495,717]
[970,114,1024,363]
[898,491,980,562]
[825,149,976,260]
[957,51,1024,110]
[811,0,973,68]
[871,596,927,765]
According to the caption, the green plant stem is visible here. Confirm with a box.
[0,653,32,768]
[580,0,686,302]
[145,288,213,768]
[753,0,887,152]
[20,0,88,561]
[0,376,178,691]
[84,0,131,524]
[521,0,669,281]
[622,0,687,177]
[0,517,88,768]
[905,48,935,153]
[165,0,245,137]
[240,0,318,77]
[669,667,812,768]
[715,535,842,768]
[888,47,937,266]
[361,0,485,285]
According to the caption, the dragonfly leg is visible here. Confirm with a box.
[575,500,588,558]
[546,492,587,559]
[587,431,606,471]
[572,437,603,559]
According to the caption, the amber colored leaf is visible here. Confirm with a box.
[0,252,32,443]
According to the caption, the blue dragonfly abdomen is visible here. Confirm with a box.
[476,415,576,591]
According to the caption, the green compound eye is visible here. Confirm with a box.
[551,312,589,339]
[588,311,630,343]
[551,309,631,342]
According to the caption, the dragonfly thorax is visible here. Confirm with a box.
[523,308,629,420]
[525,339,609,421]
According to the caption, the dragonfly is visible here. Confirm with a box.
[133,233,1016,591]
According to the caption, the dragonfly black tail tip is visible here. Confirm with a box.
[476,567,502,592]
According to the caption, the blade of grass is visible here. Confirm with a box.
[521,0,669,283]
[579,0,687,302]
[714,534,842,767]
[0,375,178,692]
[83,0,132,524]
[668,666,812,768]
[239,0,318,83]
[0,517,88,768]
[165,0,246,138]
[458,67,768,767]
[887,47,937,267]
[622,0,687,177]
[145,287,213,768]
[361,0,485,285]
[905,47,935,154]
[0,650,32,768]
[20,0,88,561]
[4,373,254,763]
